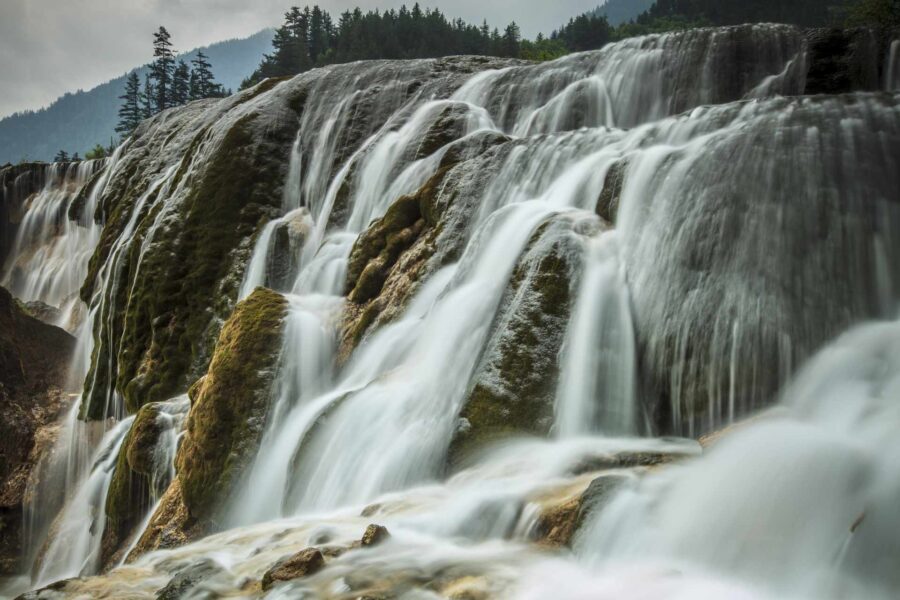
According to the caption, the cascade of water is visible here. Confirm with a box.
[115,395,190,566]
[0,159,106,331]
[226,25,841,528]
[32,416,134,586]
[555,230,638,437]
[453,24,805,133]
[572,318,900,600]
[887,40,900,91]
[13,26,900,596]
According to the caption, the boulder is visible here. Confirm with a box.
[361,523,391,547]
[155,558,224,600]
[261,548,325,590]
[174,287,288,525]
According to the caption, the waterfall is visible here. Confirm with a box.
[1,159,106,331]
[226,23,823,527]
[888,39,900,91]
[571,319,900,600]
[6,23,900,599]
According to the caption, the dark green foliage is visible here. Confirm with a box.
[550,13,614,51]
[242,4,534,88]
[189,51,227,101]
[115,72,142,137]
[171,60,191,106]
[150,26,176,112]
[84,144,107,160]
[844,0,900,26]
[53,150,69,162]
[140,73,155,120]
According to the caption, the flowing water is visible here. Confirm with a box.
[4,23,900,599]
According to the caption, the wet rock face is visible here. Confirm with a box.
[262,548,325,590]
[126,477,202,562]
[155,558,224,600]
[101,398,187,568]
[618,94,900,436]
[266,208,312,291]
[804,28,881,94]
[448,215,601,465]
[175,287,288,525]
[0,286,74,574]
[79,87,299,420]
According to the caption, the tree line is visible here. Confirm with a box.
[54,27,232,162]
[115,27,230,138]
[239,4,628,89]
[51,0,897,163]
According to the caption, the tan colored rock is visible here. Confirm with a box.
[261,547,325,590]
[361,523,391,547]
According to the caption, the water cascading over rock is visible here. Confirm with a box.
[3,23,900,599]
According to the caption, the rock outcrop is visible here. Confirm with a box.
[0,287,75,574]
[174,287,288,526]
[448,215,601,465]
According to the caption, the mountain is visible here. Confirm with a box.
[0,29,274,164]
[595,0,656,25]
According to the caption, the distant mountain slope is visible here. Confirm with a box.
[0,29,274,164]
[596,0,656,25]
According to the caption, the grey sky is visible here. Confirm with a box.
[0,0,601,119]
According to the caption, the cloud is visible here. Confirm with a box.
[0,0,601,118]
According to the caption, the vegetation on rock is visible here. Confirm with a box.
[174,287,288,524]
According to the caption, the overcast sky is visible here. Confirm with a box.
[0,0,602,119]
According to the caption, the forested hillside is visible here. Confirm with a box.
[0,29,273,164]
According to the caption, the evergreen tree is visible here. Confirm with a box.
[190,51,225,100]
[85,144,107,160]
[116,71,142,136]
[502,22,521,57]
[140,74,156,119]
[54,150,70,162]
[150,26,176,112]
[172,60,191,106]
[71,152,81,161]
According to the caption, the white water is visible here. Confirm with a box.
[33,417,134,585]
[1,160,105,330]
[570,319,900,600]
[6,24,900,600]
[556,230,637,437]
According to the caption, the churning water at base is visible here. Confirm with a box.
[4,23,900,599]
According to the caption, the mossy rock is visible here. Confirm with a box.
[79,92,301,420]
[448,215,599,466]
[596,159,627,224]
[102,400,183,566]
[175,287,288,524]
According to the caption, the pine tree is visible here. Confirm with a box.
[150,26,175,112]
[141,74,156,119]
[54,150,70,162]
[172,60,190,106]
[502,22,521,57]
[190,51,221,99]
[116,71,142,136]
[85,144,108,160]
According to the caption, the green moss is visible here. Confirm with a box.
[448,220,580,466]
[175,287,288,523]
[103,403,163,563]
[81,102,297,419]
